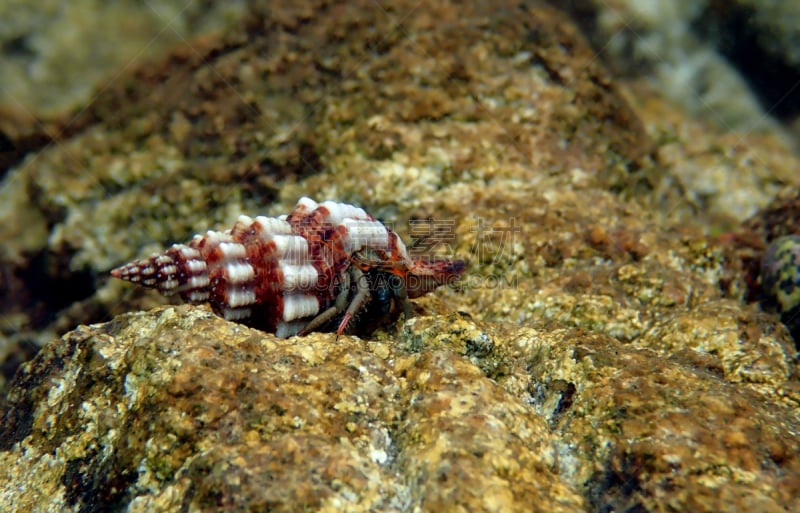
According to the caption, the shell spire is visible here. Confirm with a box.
[110,244,211,301]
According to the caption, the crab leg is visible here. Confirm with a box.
[336,267,371,335]
[298,269,351,335]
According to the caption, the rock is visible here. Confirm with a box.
[551,0,800,134]
[1,307,798,512]
[0,0,651,376]
[695,0,800,125]
[0,0,247,117]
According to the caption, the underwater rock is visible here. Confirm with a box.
[1,308,798,512]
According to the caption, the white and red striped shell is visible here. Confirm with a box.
[111,197,466,337]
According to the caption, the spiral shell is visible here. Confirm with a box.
[760,235,800,344]
[111,197,466,337]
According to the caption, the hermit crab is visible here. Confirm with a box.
[111,197,466,337]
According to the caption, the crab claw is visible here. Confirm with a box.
[405,258,466,298]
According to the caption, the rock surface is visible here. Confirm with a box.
[1,0,800,511]
[0,0,652,372]
[2,306,798,512]
[0,0,248,175]
[553,0,800,137]
[0,0,246,117]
